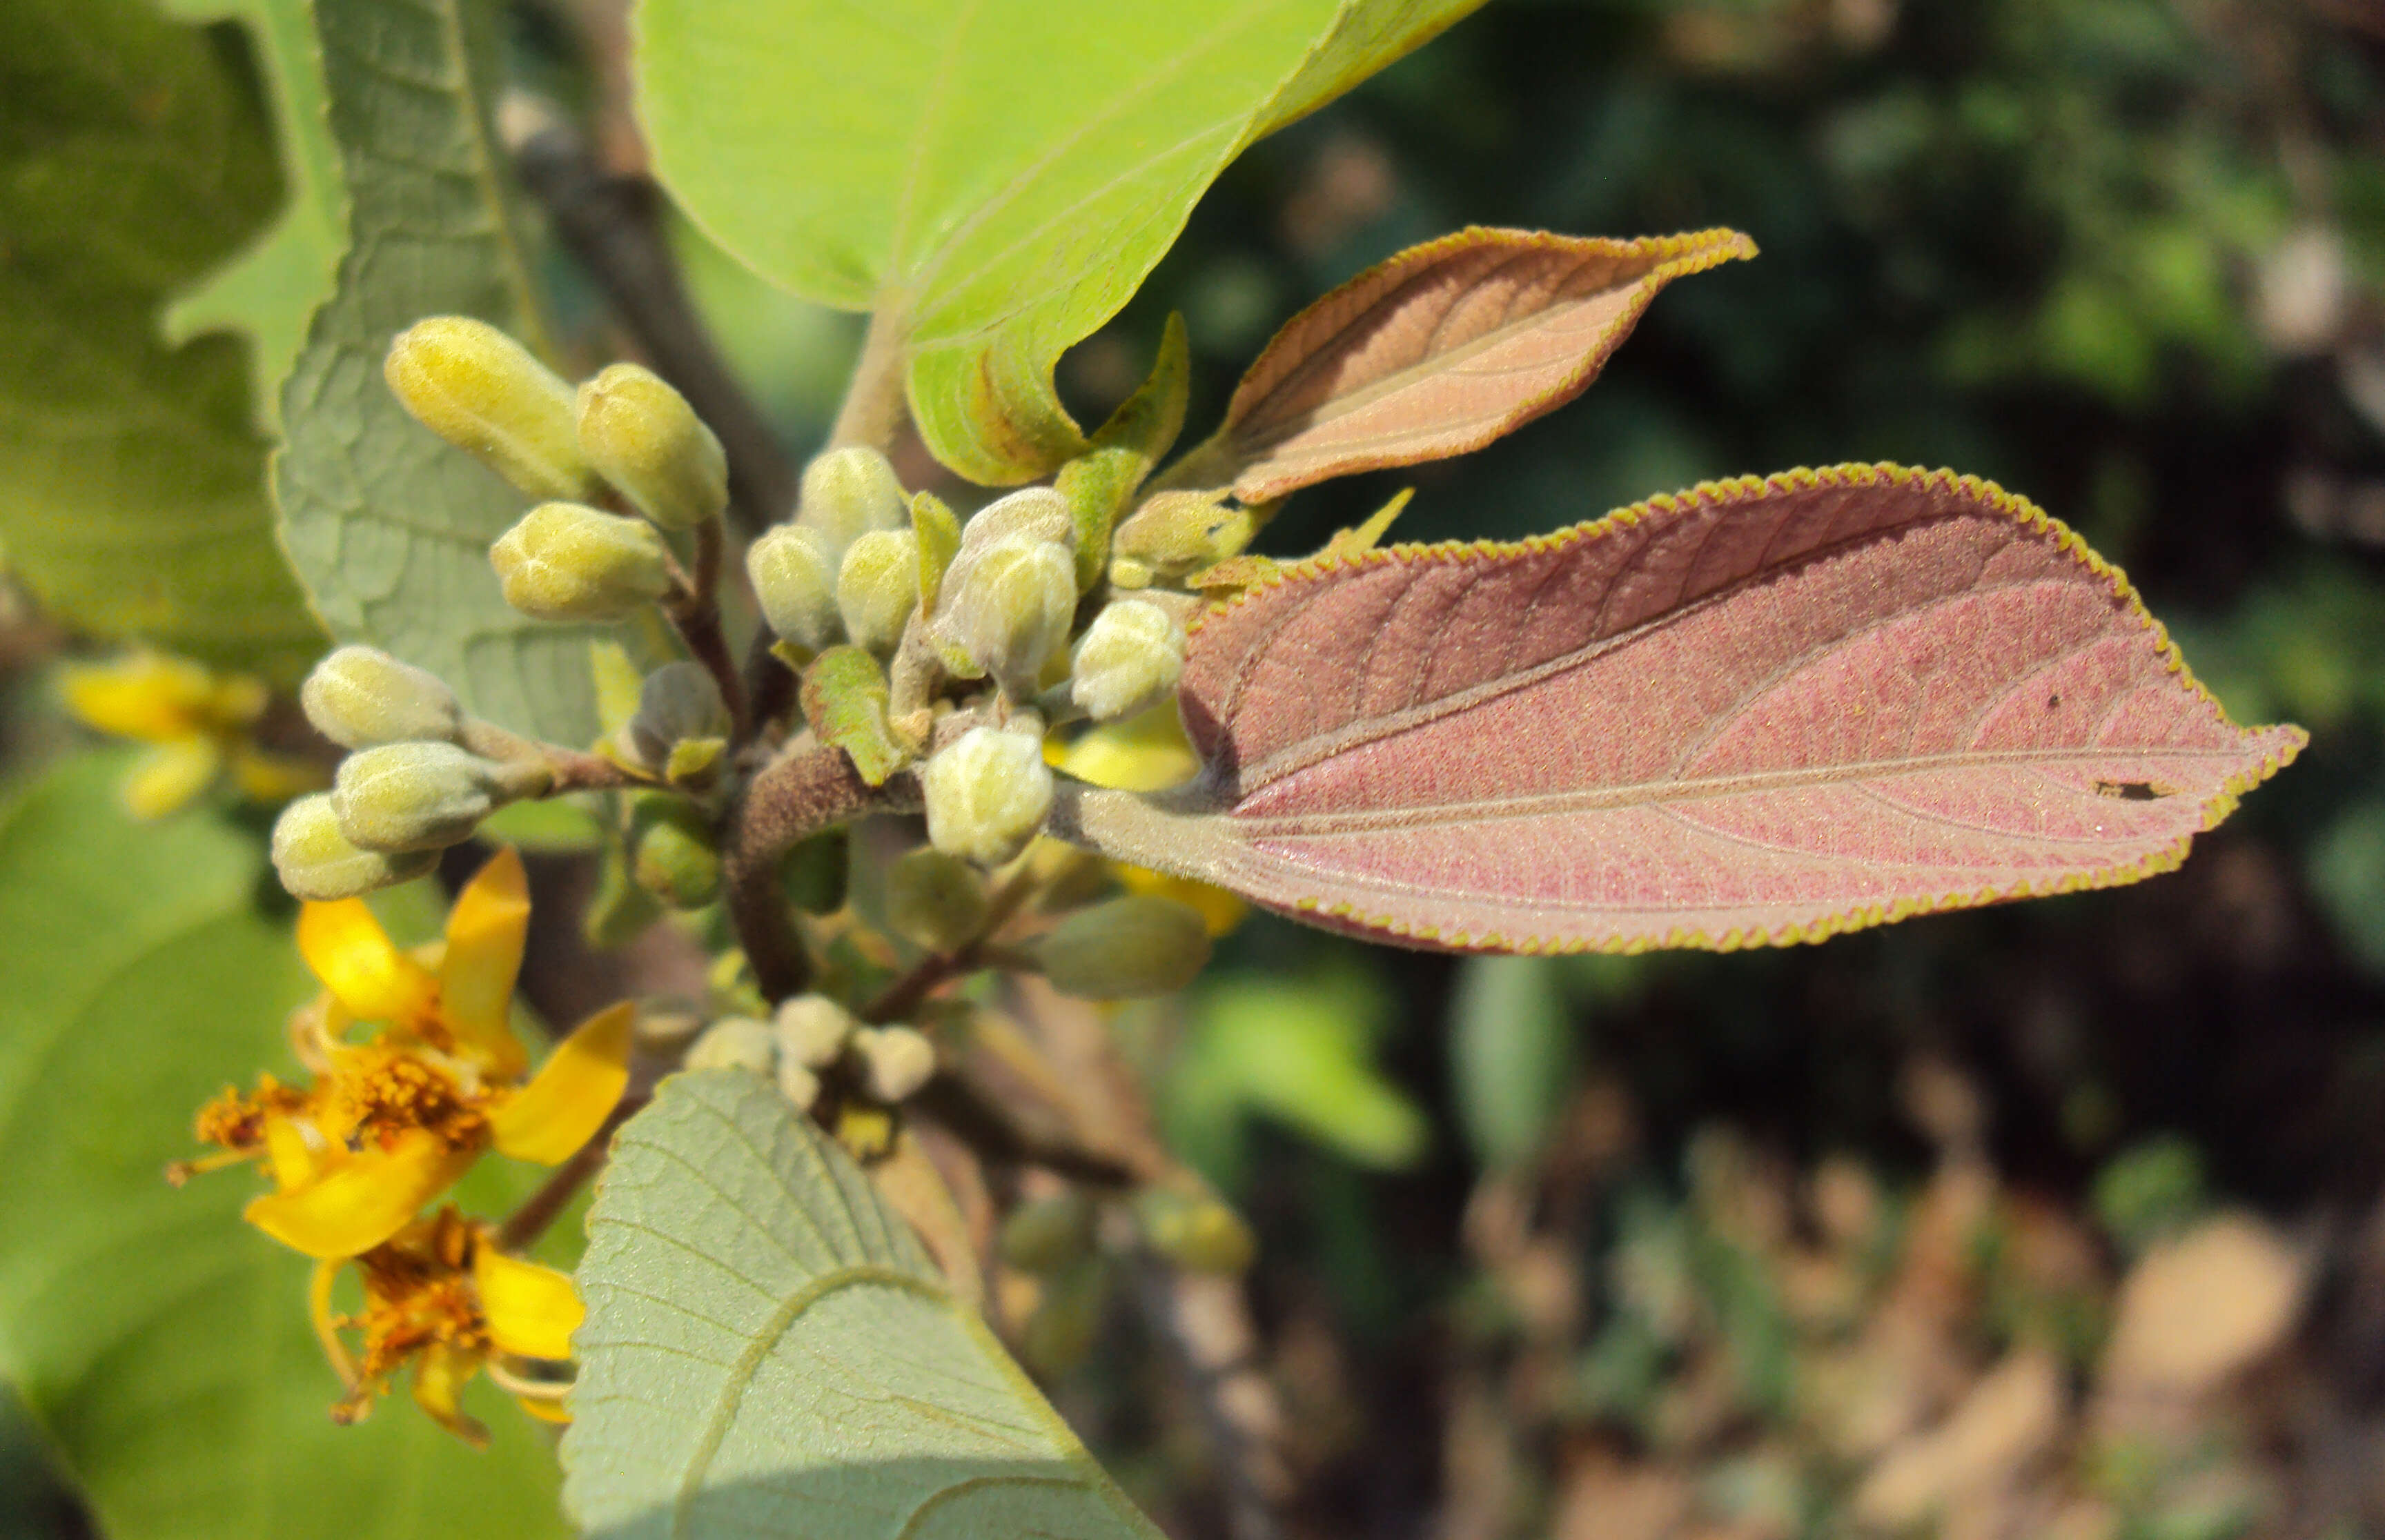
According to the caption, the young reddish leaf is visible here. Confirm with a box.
[1050,466,2304,954]
[1169,227,1756,503]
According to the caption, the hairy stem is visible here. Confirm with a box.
[830,304,910,453]
[722,740,920,1000]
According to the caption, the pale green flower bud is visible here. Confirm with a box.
[384,317,598,502]
[623,661,731,773]
[883,847,990,954]
[685,1016,776,1075]
[923,725,1053,867]
[300,645,464,750]
[332,740,544,853]
[961,486,1074,551]
[630,797,720,909]
[491,502,671,622]
[1133,1188,1257,1274]
[998,1193,1095,1275]
[576,363,727,529]
[776,1058,822,1112]
[836,529,921,655]
[852,1024,937,1103]
[947,539,1077,695]
[1032,895,1212,998]
[1070,600,1186,722]
[1022,1256,1109,1376]
[747,524,842,652]
[271,793,439,900]
[796,446,907,559]
[772,994,856,1070]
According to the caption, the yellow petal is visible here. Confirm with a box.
[516,1394,573,1425]
[308,1257,359,1387]
[243,1130,476,1259]
[1118,865,1246,938]
[297,899,438,1025]
[229,743,328,804]
[57,653,213,742]
[122,738,223,820]
[411,1341,490,1448]
[262,1114,320,1192]
[1054,703,1200,792]
[475,1247,584,1360]
[488,1003,632,1165]
[438,847,531,1078]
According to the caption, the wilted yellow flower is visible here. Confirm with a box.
[59,649,323,818]
[308,1205,583,1445]
[181,848,633,1261]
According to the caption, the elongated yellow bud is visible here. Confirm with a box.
[1133,1188,1256,1274]
[946,539,1077,695]
[629,795,720,909]
[384,317,598,502]
[685,1016,776,1075]
[1070,600,1186,722]
[491,502,672,621]
[331,740,544,853]
[747,524,842,653]
[922,725,1052,867]
[836,529,921,655]
[883,848,990,954]
[772,994,856,1070]
[852,1024,937,1103]
[300,645,464,749]
[271,793,440,900]
[796,446,908,559]
[576,363,727,529]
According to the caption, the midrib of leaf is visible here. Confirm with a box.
[412,0,548,358]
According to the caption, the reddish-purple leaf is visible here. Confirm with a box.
[1166,227,1756,504]
[1051,466,2304,954]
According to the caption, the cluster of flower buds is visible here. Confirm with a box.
[385,318,729,625]
[994,1176,1257,1375]
[685,994,936,1112]
[273,645,555,899]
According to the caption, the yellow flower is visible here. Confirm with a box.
[59,649,324,818]
[307,1205,585,1445]
[184,848,634,1261]
[1047,706,1245,937]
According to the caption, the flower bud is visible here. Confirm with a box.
[630,797,720,909]
[836,529,921,655]
[332,741,540,853]
[946,539,1076,695]
[883,848,990,954]
[1069,600,1186,722]
[747,524,842,652]
[1032,895,1211,999]
[1132,1188,1257,1274]
[1021,1256,1109,1377]
[923,726,1053,867]
[851,1025,937,1103]
[999,1193,1095,1275]
[796,446,907,559]
[299,646,464,750]
[384,317,598,502]
[271,793,440,900]
[491,502,671,622]
[772,994,856,1070]
[622,661,731,773]
[776,1058,822,1112]
[685,1016,776,1075]
[575,363,727,529]
[1111,489,1251,586]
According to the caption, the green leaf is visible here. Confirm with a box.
[275,0,620,744]
[636,0,1486,484]
[0,0,324,680]
[158,0,349,432]
[563,1069,1164,1540]
[0,751,565,1540]
[1449,956,1576,1170]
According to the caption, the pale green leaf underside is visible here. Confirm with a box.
[159,0,349,433]
[275,0,616,743]
[0,0,323,680]
[636,0,1484,484]
[565,1071,1163,1540]
[0,752,565,1540]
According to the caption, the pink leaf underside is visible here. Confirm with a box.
[1212,226,1756,503]
[1058,466,2304,954]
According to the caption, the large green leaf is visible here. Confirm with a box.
[636,0,1486,484]
[563,1070,1164,1539]
[0,0,324,680]
[159,0,349,432]
[0,752,565,1540]
[275,0,614,744]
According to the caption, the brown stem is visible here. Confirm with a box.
[910,1071,1137,1188]
[722,741,920,1000]
[660,522,749,744]
[540,746,659,793]
[495,1094,645,1251]
[512,122,795,534]
[861,865,1042,1023]
[830,304,910,453]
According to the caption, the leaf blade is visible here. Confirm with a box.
[1184,227,1756,502]
[1054,465,2304,952]
[563,1070,1163,1540]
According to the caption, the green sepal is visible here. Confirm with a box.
[589,640,645,739]
[798,645,912,787]
[1055,313,1190,593]
[910,490,963,613]
[665,735,727,787]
